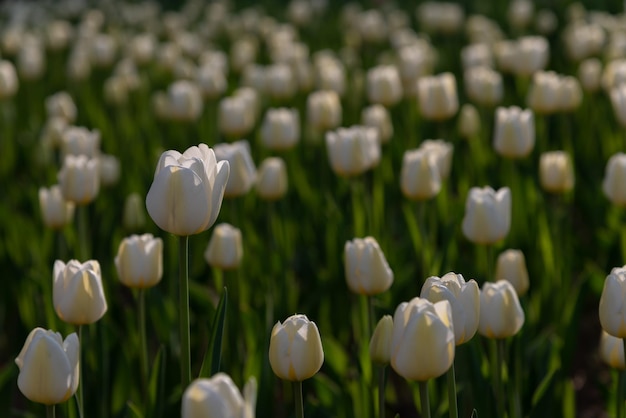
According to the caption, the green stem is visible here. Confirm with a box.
[77,325,84,418]
[447,361,458,418]
[351,178,366,237]
[47,404,56,418]
[486,244,494,282]
[419,380,431,418]
[294,380,304,418]
[417,201,428,277]
[179,235,191,389]
[139,289,148,405]
[78,204,89,260]
[378,366,386,418]
[495,339,506,418]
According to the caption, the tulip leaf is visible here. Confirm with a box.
[126,401,144,418]
[199,287,228,378]
[147,345,165,418]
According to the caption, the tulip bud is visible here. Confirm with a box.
[269,314,324,381]
[166,80,203,122]
[123,192,146,231]
[58,155,100,205]
[361,104,393,144]
[578,58,602,93]
[256,157,288,201]
[493,106,535,159]
[400,148,441,201]
[213,140,257,198]
[370,315,393,364]
[61,126,101,158]
[603,153,626,207]
[115,234,163,288]
[458,104,481,139]
[600,266,626,338]
[510,36,550,77]
[478,281,525,339]
[98,153,121,187]
[419,139,453,180]
[539,151,574,194]
[260,108,300,151]
[464,66,503,107]
[53,259,107,325]
[390,298,455,381]
[182,373,257,418]
[15,328,79,405]
[611,85,626,128]
[196,64,227,100]
[46,91,77,123]
[366,65,402,107]
[461,186,511,245]
[0,60,18,99]
[218,96,255,139]
[600,330,626,370]
[344,236,393,295]
[307,90,342,133]
[417,72,459,121]
[39,185,75,229]
[204,223,243,270]
[495,249,530,296]
[146,144,230,236]
[325,126,380,177]
[421,272,480,345]
[266,63,297,101]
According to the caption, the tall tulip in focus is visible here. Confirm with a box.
[269,314,324,418]
[344,236,393,295]
[15,328,79,414]
[53,259,107,325]
[145,143,230,389]
[182,373,257,418]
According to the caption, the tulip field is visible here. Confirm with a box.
[6,0,626,417]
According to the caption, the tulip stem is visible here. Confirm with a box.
[294,380,304,418]
[494,339,506,418]
[179,235,191,389]
[77,325,84,418]
[419,380,431,418]
[46,405,55,418]
[77,204,89,260]
[447,361,458,418]
[378,365,386,418]
[139,289,149,403]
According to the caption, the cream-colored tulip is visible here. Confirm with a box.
[204,223,243,270]
[417,72,459,120]
[196,64,227,99]
[478,281,525,339]
[390,298,455,381]
[218,96,255,138]
[510,36,549,77]
[256,157,288,201]
[307,90,342,132]
[260,108,300,151]
[600,266,626,338]
[493,106,535,159]
[419,139,453,180]
[600,330,626,370]
[123,192,145,231]
[213,140,256,198]
[603,153,626,207]
[325,126,380,177]
[53,259,107,325]
[421,272,480,345]
[361,104,393,144]
[167,80,203,122]
[266,63,297,100]
[400,148,441,201]
[269,314,324,381]
[98,153,120,187]
[146,144,230,236]
[366,65,402,107]
[58,155,100,205]
[464,66,503,107]
[495,249,530,296]
[458,104,481,139]
[182,373,257,418]
[578,58,602,93]
[461,186,511,245]
[344,236,393,295]
[61,126,100,158]
[115,234,163,288]
[46,91,77,123]
[0,60,18,99]
[15,328,79,405]
[539,151,574,194]
[370,315,393,365]
[39,185,75,229]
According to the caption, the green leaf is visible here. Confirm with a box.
[147,345,165,418]
[199,287,228,377]
[126,401,144,418]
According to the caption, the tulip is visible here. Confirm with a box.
[344,236,393,295]
[314,61,346,96]
[269,314,324,381]
[218,95,255,138]
[146,143,230,236]
[493,106,535,159]
[39,185,75,229]
[400,148,441,201]
[461,186,511,245]
[366,65,402,107]
[325,126,381,177]
[603,153,626,207]
[478,281,524,339]
[578,58,602,93]
[53,259,107,325]
[90,33,117,68]
[464,66,503,107]
[266,63,297,100]
[461,43,493,70]
[417,72,459,121]
[421,272,480,345]
[98,153,121,187]
[495,249,530,296]
[260,108,300,151]
[196,64,227,99]
[104,76,129,105]
[600,330,626,370]
[115,234,163,288]
[61,126,100,158]
[419,139,453,180]
[256,157,288,201]
[370,315,393,365]
[510,36,550,77]
[599,266,626,338]
[307,90,342,133]
[213,140,257,198]
[18,38,45,81]
[539,151,574,194]
[563,23,605,62]
[123,192,145,231]
[15,328,79,405]
[58,155,100,205]
[416,2,464,34]
[390,297,455,381]
[46,91,77,123]
[526,71,561,114]
[611,85,626,128]
[0,60,18,99]
[458,103,481,139]
[507,0,534,30]
[182,373,257,418]
[167,80,203,122]
[204,223,243,270]
[361,104,393,144]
